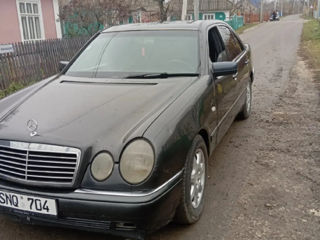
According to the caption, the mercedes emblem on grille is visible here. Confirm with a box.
[27,119,38,137]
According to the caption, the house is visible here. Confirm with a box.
[0,0,62,44]
[129,4,160,23]
[188,0,233,21]
[168,0,234,21]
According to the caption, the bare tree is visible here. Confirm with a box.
[230,0,243,16]
[152,0,171,22]
[60,0,133,36]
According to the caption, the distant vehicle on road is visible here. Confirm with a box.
[270,11,280,21]
[0,20,254,239]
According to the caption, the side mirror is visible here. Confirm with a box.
[212,62,238,78]
[59,61,69,72]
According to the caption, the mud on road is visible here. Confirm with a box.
[0,15,319,240]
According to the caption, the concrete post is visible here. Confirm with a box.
[292,0,296,14]
[182,0,188,20]
[260,0,264,22]
[194,0,199,20]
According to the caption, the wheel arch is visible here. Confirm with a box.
[198,129,210,155]
[250,70,254,83]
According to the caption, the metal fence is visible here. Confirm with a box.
[225,15,244,30]
[0,37,89,90]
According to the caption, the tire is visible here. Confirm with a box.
[174,135,208,224]
[238,81,252,120]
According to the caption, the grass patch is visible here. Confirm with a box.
[0,81,34,100]
[236,23,259,34]
[301,19,320,69]
[302,15,314,20]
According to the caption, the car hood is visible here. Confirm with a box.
[0,75,196,153]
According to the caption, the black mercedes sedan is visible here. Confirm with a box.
[0,21,254,239]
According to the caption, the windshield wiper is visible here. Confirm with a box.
[126,73,199,79]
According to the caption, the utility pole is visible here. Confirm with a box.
[318,0,320,18]
[292,0,295,14]
[281,0,283,16]
[260,0,264,22]
[182,0,188,20]
[194,0,199,20]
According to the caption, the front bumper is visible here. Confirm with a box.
[0,171,183,239]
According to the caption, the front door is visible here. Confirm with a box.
[207,26,239,144]
[207,26,234,148]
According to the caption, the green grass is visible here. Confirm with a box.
[0,81,33,100]
[301,19,320,68]
[236,23,259,35]
[302,14,314,20]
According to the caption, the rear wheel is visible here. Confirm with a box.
[174,135,208,224]
[238,81,252,120]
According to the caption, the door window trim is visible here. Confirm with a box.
[206,23,247,75]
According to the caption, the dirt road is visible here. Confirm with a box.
[0,15,319,240]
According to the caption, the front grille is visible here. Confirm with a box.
[62,218,111,230]
[0,140,81,187]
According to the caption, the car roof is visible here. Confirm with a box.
[102,20,227,33]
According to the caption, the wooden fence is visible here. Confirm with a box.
[0,37,89,90]
[244,13,270,23]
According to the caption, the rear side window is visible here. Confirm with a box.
[218,26,243,60]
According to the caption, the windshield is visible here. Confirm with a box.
[65,30,200,78]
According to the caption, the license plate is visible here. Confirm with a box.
[0,189,57,216]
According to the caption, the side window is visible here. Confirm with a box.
[186,14,193,20]
[208,27,228,62]
[203,13,215,20]
[218,26,243,60]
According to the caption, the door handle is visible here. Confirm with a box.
[245,59,250,65]
[233,72,238,81]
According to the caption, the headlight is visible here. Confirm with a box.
[120,139,154,184]
[91,152,114,181]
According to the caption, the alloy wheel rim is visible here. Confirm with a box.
[190,148,206,209]
[246,83,251,113]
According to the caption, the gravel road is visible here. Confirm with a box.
[0,15,319,240]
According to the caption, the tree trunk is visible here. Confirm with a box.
[158,0,166,22]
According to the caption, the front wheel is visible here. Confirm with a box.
[238,81,252,120]
[174,135,208,224]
